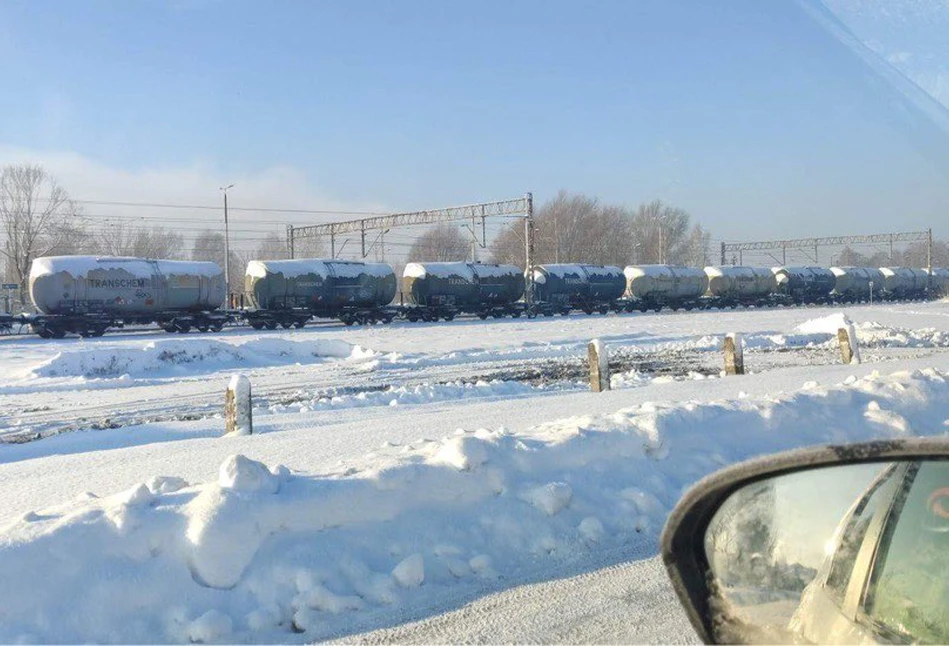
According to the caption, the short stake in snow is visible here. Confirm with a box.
[838,325,861,365]
[723,333,745,375]
[588,339,610,392]
[225,374,253,435]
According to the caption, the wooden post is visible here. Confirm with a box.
[837,325,861,365]
[225,374,253,435]
[588,339,610,392]
[724,333,745,375]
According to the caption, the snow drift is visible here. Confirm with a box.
[29,337,375,380]
[2,367,949,643]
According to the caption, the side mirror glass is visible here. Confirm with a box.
[662,439,949,644]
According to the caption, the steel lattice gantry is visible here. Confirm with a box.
[287,193,538,303]
[720,229,933,275]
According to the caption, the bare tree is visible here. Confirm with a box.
[408,223,469,262]
[190,229,243,294]
[491,191,638,267]
[293,234,326,259]
[97,222,185,259]
[254,232,288,260]
[682,223,712,267]
[0,165,82,293]
[629,200,691,264]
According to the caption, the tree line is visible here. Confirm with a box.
[408,190,712,268]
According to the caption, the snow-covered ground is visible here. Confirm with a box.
[1,302,948,643]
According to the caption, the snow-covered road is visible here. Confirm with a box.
[0,302,947,643]
[345,556,696,644]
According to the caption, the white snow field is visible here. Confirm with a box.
[0,302,948,643]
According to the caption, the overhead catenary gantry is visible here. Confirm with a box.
[288,193,537,303]
[720,229,934,286]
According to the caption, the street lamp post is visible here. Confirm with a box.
[220,184,234,302]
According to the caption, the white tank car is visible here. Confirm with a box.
[925,267,949,294]
[829,267,885,300]
[878,267,929,296]
[624,265,707,300]
[30,256,226,315]
[704,266,775,299]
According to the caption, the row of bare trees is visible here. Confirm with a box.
[405,192,713,267]
[834,242,949,269]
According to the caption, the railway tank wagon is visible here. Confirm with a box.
[703,266,776,307]
[770,266,836,304]
[402,262,524,321]
[926,268,949,296]
[531,264,625,315]
[829,267,885,302]
[879,267,930,300]
[245,259,396,328]
[624,265,707,312]
[28,255,227,337]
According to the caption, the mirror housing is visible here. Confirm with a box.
[661,437,949,643]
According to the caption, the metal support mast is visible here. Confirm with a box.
[927,227,934,290]
[524,192,535,307]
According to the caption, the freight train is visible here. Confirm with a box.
[11,255,949,338]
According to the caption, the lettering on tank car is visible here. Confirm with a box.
[87,278,147,289]
[447,278,468,285]
[564,278,583,284]
[296,281,322,288]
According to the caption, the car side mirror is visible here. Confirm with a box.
[661,438,949,644]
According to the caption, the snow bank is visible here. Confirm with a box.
[3,368,949,643]
[30,337,374,380]
[674,314,949,354]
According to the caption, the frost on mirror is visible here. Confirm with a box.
[704,460,949,644]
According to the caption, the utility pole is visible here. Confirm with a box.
[287,225,295,259]
[720,242,726,266]
[220,184,234,299]
[524,192,535,307]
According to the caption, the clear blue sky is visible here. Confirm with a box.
[0,0,947,241]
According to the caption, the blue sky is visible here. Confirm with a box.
[0,0,947,243]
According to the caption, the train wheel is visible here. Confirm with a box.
[175,322,191,334]
[280,321,292,329]
[250,321,264,330]
[599,307,609,315]
[36,327,53,339]
[51,328,66,339]
[477,313,488,320]
[407,313,419,322]
[211,323,225,333]
[265,321,278,330]
[294,321,306,329]
[197,325,210,333]
[443,313,455,321]
[511,311,521,318]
